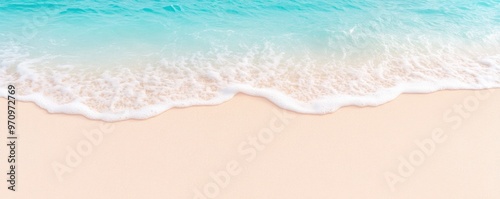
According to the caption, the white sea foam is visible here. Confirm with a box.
[1,42,500,121]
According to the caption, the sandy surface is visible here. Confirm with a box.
[0,89,499,198]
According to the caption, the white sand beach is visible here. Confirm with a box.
[0,89,499,198]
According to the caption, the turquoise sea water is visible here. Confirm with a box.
[1,0,500,120]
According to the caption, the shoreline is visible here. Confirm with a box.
[5,87,500,122]
[0,88,499,198]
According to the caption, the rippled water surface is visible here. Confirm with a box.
[1,0,499,120]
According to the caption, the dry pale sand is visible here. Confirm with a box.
[0,89,499,199]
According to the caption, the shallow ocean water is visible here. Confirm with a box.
[1,0,499,120]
